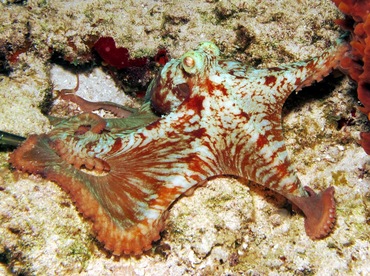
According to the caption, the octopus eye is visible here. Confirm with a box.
[183,56,195,68]
[181,51,202,75]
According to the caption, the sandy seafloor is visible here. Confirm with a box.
[0,0,369,275]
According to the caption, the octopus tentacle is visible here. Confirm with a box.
[105,102,160,133]
[50,112,107,136]
[286,186,336,239]
[10,109,220,255]
[236,40,350,111]
[55,74,136,118]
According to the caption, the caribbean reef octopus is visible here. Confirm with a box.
[10,41,349,255]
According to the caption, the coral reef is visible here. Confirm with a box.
[94,37,148,69]
[0,0,369,275]
[92,37,169,96]
[331,0,370,153]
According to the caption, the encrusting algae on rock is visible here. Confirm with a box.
[0,0,369,275]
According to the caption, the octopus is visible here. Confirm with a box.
[10,41,349,255]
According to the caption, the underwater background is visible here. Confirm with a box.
[0,0,369,275]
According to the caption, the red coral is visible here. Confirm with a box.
[332,0,370,153]
[94,37,148,69]
[93,37,170,96]
[153,48,169,66]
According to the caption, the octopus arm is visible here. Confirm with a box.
[286,186,336,239]
[105,102,160,133]
[10,114,215,255]
[291,41,349,91]
[255,41,350,106]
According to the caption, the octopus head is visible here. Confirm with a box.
[146,42,220,115]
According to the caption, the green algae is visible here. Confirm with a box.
[206,194,233,208]
[67,241,92,269]
[331,170,349,186]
